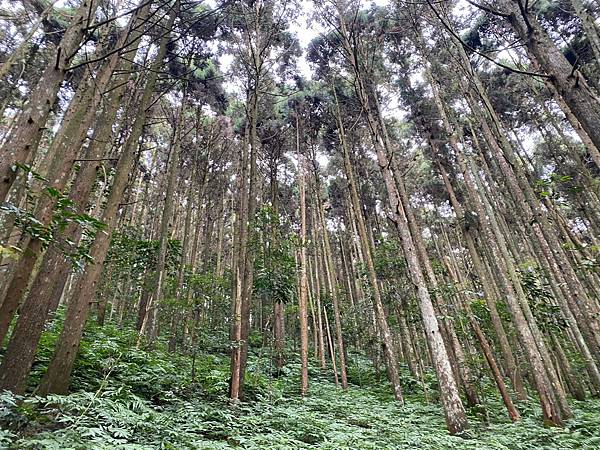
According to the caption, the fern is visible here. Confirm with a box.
[3,325,600,449]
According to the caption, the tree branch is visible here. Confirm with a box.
[466,0,511,18]
[426,0,550,79]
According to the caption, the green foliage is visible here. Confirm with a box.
[0,243,20,261]
[519,264,567,332]
[107,229,181,280]
[10,162,48,182]
[373,237,406,280]
[534,173,582,200]
[562,244,600,273]
[3,323,600,449]
[187,270,230,310]
[252,206,298,305]
[102,228,183,325]
[0,182,106,270]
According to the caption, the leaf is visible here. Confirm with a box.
[44,187,62,198]
[12,162,48,182]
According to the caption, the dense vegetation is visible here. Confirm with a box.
[3,323,600,449]
[1,0,600,448]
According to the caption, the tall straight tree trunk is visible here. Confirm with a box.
[139,90,187,343]
[215,191,227,279]
[332,86,404,404]
[435,24,584,418]
[370,115,466,432]
[230,89,259,400]
[268,154,286,371]
[436,160,527,400]
[391,153,479,407]
[0,3,151,394]
[307,270,319,361]
[339,235,362,350]
[229,125,249,399]
[37,2,177,395]
[0,9,148,344]
[323,306,339,387]
[440,234,521,421]
[463,150,567,426]
[229,11,271,392]
[469,308,521,421]
[411,43,529,399]
[310,217,327,369]
[332,7,464,429]
[310,153,348,388]
[169,175,194,352]
[0,0,101,201]
[473,0,600,165]
[182,168,208,349]
[465,91,596,407]
[316,195,348,389]
[297,117,309,397]
[230,113,254,400]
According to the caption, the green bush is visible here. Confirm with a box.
[2,324,600,449]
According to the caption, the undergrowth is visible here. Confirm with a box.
[1,324,600,449]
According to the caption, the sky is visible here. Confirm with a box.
[213,0,473,115]
[213,0,396,84]
[25,0,474,120]
[39,0,470,86]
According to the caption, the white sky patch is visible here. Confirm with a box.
[218,53,236,93]
[452,0,474,17]
[289,0,393,81]
[288,1,319,79]
[316,152,329,168]
[380,87,408,120]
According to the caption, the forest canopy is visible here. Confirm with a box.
[1,0,600,448]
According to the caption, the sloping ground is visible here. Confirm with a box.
[4,376,600,449]
[1,325,600,449]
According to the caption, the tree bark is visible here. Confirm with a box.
[139,90,187,343]
[298,120,309,396]
[0,0,101,201]
[332,86,404,404]
[0,10,146,345]
[0,3,151,393]
[496,0,600,165]
[37,2,176,394]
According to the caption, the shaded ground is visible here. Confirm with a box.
[1,325,600,449]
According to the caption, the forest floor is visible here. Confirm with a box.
[2,323,600,449]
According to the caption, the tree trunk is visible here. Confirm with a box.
[334,6,469,427]
[570,0,600,69]
[0,0,101,201]
[0,10,146,344]
[310,222,327,369]
[298,121,309,396]
[317,197,348,389]
[0,3,151,392]
[497,0,600,165]
[332,86,404,404]
[36,2,176,395]
[323,306,339,387]
[139,90,187,343]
